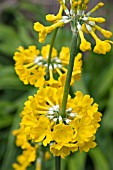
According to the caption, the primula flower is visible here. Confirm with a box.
[14,44,82,87]
[12,127,38,170]
[20,86,102,157]
[13,127,32,149]
[12,147,37,170]
[34,0,112,54]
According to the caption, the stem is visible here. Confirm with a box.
[60,31,79,116]
[46,28,58,80]
[40,151,45,170]
[55,156,61,170]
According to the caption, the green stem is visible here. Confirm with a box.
[55,156,61,170]
[40,151,45,170]
[60,31,79,116]
[46,28,58,80]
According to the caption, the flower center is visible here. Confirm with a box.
[34,56,62,70]
[46,105,79,124]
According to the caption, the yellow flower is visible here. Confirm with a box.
[52,123,73,143]
[21,114,52,146]
[13,127,31,149]
[50,143,78,158]
[93,40,111,55]
[14,45,82,87]
[70,116,96,144]
[34,6,64,43]
[88,30,111,54]
[79,136,97,152]
[12,146,37,170]
[33,1,112,54]
[20,86,102,157]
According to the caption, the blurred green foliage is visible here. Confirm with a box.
[0,0,113,170]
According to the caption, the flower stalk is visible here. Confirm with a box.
[60,31,79,117]
[46,28,59,80]
[55,156,61,170]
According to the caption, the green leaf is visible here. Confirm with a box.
[0,65,29,90]
[94,64,113,97]
[102,87,113,130]
[0,101,16,115]
[0,24,21,55]
[72,75,88,94]
[0,115,14,129]
[89,147,110,170]
[67,152,86,170]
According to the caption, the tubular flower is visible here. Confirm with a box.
[34,6,65,43]
[20,86,102,157]
[34,0,112,54]
[13,127,32,149]
[12,127,38,170]
[12,146,37,170]
[14,45,82,87]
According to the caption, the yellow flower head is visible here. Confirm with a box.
[12,146,37,170]
[34,0,112,54]
[20,86,102,157]
[13,127,31,149]
[14,45,82,87]
[34,6,64,43]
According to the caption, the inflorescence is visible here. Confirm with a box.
[13,0,112,170]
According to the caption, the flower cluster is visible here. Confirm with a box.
[12,127,38,170]
[12,127,51,170]
[14,44,82,87]
[12,0,109,168]
[20,86,102,158]
[34,0,112,54]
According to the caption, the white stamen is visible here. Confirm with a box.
[47,115,54,119]
[53,105,59,111]
[57,64,62,69]
[38,62,42,66]
[88,21,95,26]
[64,8,70,15]
[86,12,91,16]
[59,116,63,122]
[38,56,43,60]
[62,16,69,20]
[69,113,77,118]
[34,58,39,64]
[70,9,74,16]
[70,0,72,4]
[53,63,57,69]
[82,16,88,21]
[49,65,53,70]
[77,10,84,16]
[56,59,61,63]
[63,19,71,24]
[48,110,54,115]
[48,107,54,111]
[50,141,55,146]
[66,108,73,113]
[86,24,92,32]
[77,22,82,30]
[44,63,48,67]
[60,18,70,24]
[53,118,57,123]
[34,56,43,64]
[65,118,71,124]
